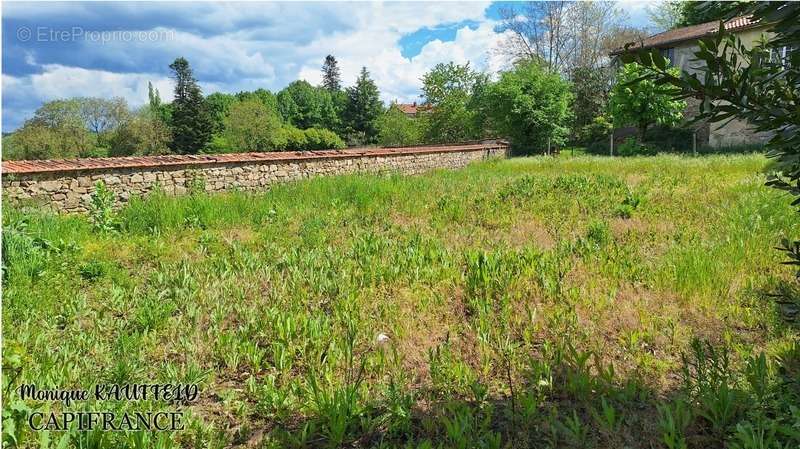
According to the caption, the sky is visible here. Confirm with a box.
[1,1,658,132]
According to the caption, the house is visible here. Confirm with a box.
[611,16,777,148]
[393,102,433,118]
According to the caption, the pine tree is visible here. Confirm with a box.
[321,55,342,91]
[168,57,213,154]
[343,67,383,144]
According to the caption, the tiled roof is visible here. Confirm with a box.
[396,103,433,115]
[2,142,507,175]
[610,15,762,55]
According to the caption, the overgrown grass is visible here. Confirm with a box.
[3,154,799,448]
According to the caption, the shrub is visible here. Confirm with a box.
[208,135,233,153]
[224,98,285,152]
[577,116,613,147]
[377,107,423,147]
[642,126,693,152]
[281,126,307,151]
[617,137,656,157]
[303,128,345,150]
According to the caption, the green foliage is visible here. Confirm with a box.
[675,1,749,27]
[578,115,613,148]
[89,181,118,232]
[108,110,172,157]
[3,99,98,160]
[421,61,482,106]
[235,88,279,112]
[168,57,214,154]
[617,137,656,157]
[321,54,342,91]
[281,125,308,150]
[302,128,345,150]
[421,62,487,143]
[571,66,612,141]
[609,62,686,140]
[4,155,800,448]
[78,96,131,135]
[483,60,573,154]
[377,106,424,147]
[223,98,285,152]
[205,92,238,134]
[277,80,339,131]
[343,67,383,145]
[619,1,800,274]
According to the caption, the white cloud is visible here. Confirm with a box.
[3,1,508,130]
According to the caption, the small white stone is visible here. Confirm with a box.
[375,333,390,344]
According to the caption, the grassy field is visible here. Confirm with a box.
[3,154,799,449]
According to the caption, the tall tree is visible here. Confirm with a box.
[78,97,130,135]
[647,1,683,31]
[420,62,487,143]
[321,55,342,91]
[168,57,213,154]
[343,67,383,144]
[483,60,573,154]
[497,1,626,73]
[205,92,238,134]
[276,81,338,130]
[148,82,161,109]
[571,66,612,140]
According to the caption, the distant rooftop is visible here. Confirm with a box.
[611,15,762,55]
[394,102,433,115]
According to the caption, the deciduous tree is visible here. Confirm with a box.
[421,62,487,143]
[277,81,338,131]
[223,98,285,152]
[483,61,573,153]
[108,110,172,157]
[497,1,626,73]
[608,62,685,140]
[376,106,423,147]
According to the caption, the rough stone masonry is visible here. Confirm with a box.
[2,142,508,213]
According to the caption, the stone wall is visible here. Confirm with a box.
[2,142,508,213]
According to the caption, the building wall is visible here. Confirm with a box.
[2,144,508,213]
[671,27,772,148]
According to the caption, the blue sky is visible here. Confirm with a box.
[2,1,657,132]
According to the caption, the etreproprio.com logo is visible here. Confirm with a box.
[16,26,174,44]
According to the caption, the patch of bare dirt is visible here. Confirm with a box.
[501,217,555,250]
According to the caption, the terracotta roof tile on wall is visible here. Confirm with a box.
[2,142,506,175]
[611,15,762,55]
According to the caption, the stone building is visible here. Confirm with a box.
[611,16,784,148]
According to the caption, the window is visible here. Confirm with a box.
[769,45,795,67]
[659,47,675,65]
